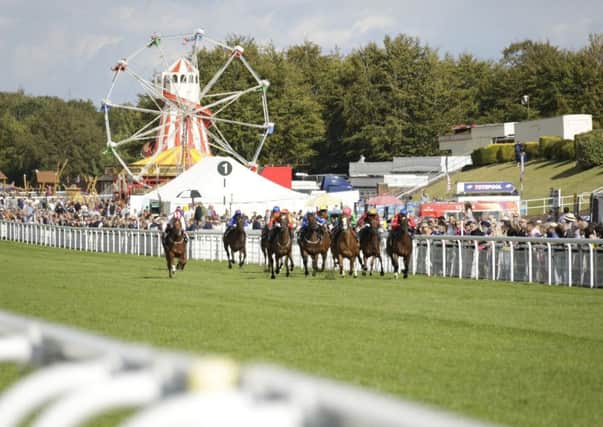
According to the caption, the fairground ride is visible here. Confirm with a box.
[102,28,274,187]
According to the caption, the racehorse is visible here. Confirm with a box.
[162,219,187,278]
[358,216,384,276]
[223,215,247,269]
[260,226,270,271]
[332,216,360,277]
[386,214,413,279]
[298,212,331,276]
[267,215,293,279]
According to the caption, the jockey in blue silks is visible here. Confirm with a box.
[225,209,247,235]
[298,208,327,239]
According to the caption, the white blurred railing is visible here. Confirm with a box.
[1,221,602,288]
[0,310,497,427]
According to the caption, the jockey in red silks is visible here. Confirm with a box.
[267,206,281,229]
[357,207,381,229]
[391,207,416,233]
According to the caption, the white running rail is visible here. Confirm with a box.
[1,221,601,288]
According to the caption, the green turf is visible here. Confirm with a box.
[1,241,602,427]
[423,160,603,205]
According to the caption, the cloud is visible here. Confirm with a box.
[352,15,395,34]
[289,13,394,48]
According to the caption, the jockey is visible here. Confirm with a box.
[357,207,381,229]
[391,208,416,234]
[267,206,281,230]
[299,208,326,237]
[280,208,296,238]
[316,206,329,227]
[332,206,357,241]
[225,209,247,235]
[163,206,187,241]
[328,207,342,230]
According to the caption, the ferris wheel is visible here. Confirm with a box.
[102,28,273,185]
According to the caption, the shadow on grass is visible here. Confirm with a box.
[551,163,587,180]
[532,159,564,170]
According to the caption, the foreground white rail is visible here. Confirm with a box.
[1,221,602,287]
[0,310,497,427]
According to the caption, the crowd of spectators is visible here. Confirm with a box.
[1,192,601,240]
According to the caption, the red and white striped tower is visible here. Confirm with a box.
[144,57,212,169]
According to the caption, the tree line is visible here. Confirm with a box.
[1,33,602,184]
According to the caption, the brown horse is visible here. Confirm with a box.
[386,213,413,279]
[223,215,247,269]
[298,213,331,276]
[162,220,187,278]
[332,216,360,277]
[358,216,384,276]
[267,215,293,279]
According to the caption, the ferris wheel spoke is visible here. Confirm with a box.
[261,93,270,122]
[112,122,164,148]
[239,56,263,85]
[200,85,262,111]
[210,123,236,152]
[105,101,162,116]
[208,115,267,129]
[251,131,270,165]
[203,35,234,52]
[199,54,237,99]
[204,90,245,98]
[130,114,163,139]
[125,70,167,111]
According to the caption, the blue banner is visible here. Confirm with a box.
[462,182,516,193]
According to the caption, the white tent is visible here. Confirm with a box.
[130,156,309,215]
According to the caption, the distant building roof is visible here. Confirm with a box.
[36,170,58,185]
[0,170,7,180]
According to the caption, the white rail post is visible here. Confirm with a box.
[442,239,446,277]
[509,242,514,282]
[490,241,496,280]
[567,243,572,287]
[527,242,533,283]
[547,242,552,285]
[457,240,462,279]
[589,244,595,289]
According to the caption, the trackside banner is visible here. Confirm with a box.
[457,182,516,194]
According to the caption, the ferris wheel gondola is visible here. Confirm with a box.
[102,28,273,186]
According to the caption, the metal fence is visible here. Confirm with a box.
[0,310,496,427]
[2,221,602,288]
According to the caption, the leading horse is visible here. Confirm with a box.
[358,216,384,276]
[298,212,331,276]
[267,215,293,279]
[332,216,360,277]
[162,220,187,278]
[386,213,413,279]
[223,215,247,269]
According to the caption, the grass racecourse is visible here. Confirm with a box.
[1,241,602,427]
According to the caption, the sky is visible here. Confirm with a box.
[1,0,602,105]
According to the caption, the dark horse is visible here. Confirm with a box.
[260,226,270,271]
[358,216,384,276]
[332,216,360,277]
[267,215,293,279]
[223,215,247,269]
[298,213,331,276]
[386,213,413,279]
[162,220,187,278]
